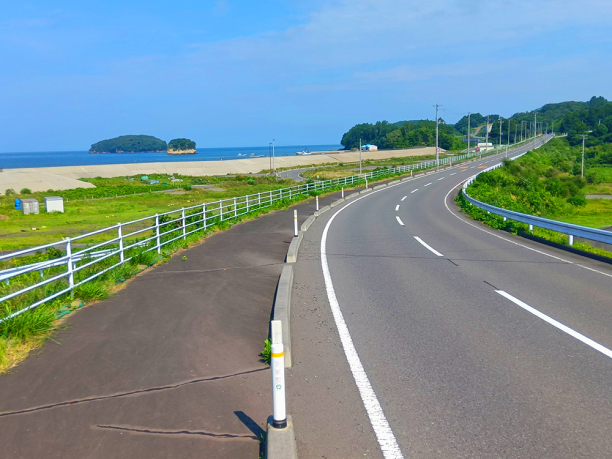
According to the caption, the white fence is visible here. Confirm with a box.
[0,145,507,322]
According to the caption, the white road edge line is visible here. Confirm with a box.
[424,183,432,187]
[396,216,405,226]
[443,180,612,279]
[395,205,400,211]
[411,189,418,193]
[401,196,407,201]
[496,290,612,359]
[321,197,404,458]
[414,236,444,256]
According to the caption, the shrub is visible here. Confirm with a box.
[5,188,16,196]
[20,188,32,195]
[567,195,587,207]
[182,185,192,191]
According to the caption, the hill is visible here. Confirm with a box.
[90,135,167,153]
[168,138,196,155]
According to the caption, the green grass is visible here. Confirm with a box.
[260,338,271,364]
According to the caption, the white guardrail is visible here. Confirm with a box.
[462,135,612,247]
[0,145,510,322]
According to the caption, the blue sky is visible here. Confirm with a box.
[1,0,611,152]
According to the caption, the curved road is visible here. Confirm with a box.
[319,137,612,457]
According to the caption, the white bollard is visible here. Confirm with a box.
[270,320,287,428]
[503,217,507,222]
[293,210,298,237]
[342,187,344,198]
[316,195,319,211]
[365,178,368,189]
[569,235,574,246]
[529,224,533,231]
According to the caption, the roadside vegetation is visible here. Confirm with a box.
[0,164,422,374]
[457,135,612,259]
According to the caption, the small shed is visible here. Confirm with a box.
[45,196,64,213]
[21,198,40,215]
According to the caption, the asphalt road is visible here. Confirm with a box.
[315,136,612,457]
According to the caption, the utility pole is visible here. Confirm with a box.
[581,134,588,178]
[272,138,276,177]
[514,122,518,144]
[434,104,440,169]
[359,138,362,175]
[467,112,471,154]
[269,142,272,173]
[506,119,510,157]
[484,115,489,158]
[499,117,503,147]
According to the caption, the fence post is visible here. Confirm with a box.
[155,214,161,254]
[289,188,292,200]
[234,197,238,217]
[203,204,207,230]
[117,223,124,263]
[246,195,249,213]
[182,208,186,240]
[66,238,74,294]
[270,320,287,428]
[258,192,261,206]
[270,190,273,205]
[294,210,298,237]
[219,200,223,221]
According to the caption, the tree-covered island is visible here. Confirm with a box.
[89,135,168,153]
[168,138,197,155]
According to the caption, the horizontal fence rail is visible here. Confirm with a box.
[0,143,514,322]
[462,135,612,246]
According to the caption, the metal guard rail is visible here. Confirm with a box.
[0,143,512,321]
[462,142,612,246]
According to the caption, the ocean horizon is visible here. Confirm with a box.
[0,144,344,169]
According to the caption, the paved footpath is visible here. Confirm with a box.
[0,189,348,459]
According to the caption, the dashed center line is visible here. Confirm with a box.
[411,189,418,193]
[395,205,400,211]
[401,196,407,201]
[424,183,432,187]
[450,173,456,176]
[414,236,444,257]
[396,216,405,226]
[496,290,612,360]
[438,177,445,181]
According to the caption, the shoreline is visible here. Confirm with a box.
[0,147,440,194]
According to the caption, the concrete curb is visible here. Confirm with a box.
[273,264,293,368]
[314,205,330,216]
[372,184,387,190]
[266,415,297,459]
[359,188,372,195]
[300,215,316,232]
[330,198,345,208]
[400,175,413,181]
[285,232,303,263]
[387,179,400,185]
[345,192,359,200]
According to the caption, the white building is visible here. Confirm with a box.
[45,196,64,213]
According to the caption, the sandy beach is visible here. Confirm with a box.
[0,147,440,194]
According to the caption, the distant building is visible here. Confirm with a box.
[477,142,494,152]
[361,144,378,151]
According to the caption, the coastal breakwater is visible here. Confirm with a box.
[0,147,438,194]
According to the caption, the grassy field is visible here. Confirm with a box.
[0,174,300,250]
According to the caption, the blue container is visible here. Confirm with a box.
[15,199,21,210]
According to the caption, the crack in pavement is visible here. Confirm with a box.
[94,424,257,440]
[0,367,268,418]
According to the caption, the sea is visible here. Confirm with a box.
[0,144,343,169]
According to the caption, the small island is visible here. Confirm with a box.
[89,135,168,153]
[167,138,197,155]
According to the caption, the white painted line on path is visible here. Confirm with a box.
[450,173,456,176]
[496,290,612,359]
[401,196,407,201]
[321,199,404,458]
[443,181,612,279]
[411,189,418,193]
[395,205,400,211]
[396,216,405,226]
[414,236,444,257]
[424,183,432,187]
[438,177,445,181]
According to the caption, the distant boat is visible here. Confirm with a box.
[237,153,246,157]
[297,147,311,155]
[250,153,265,158]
